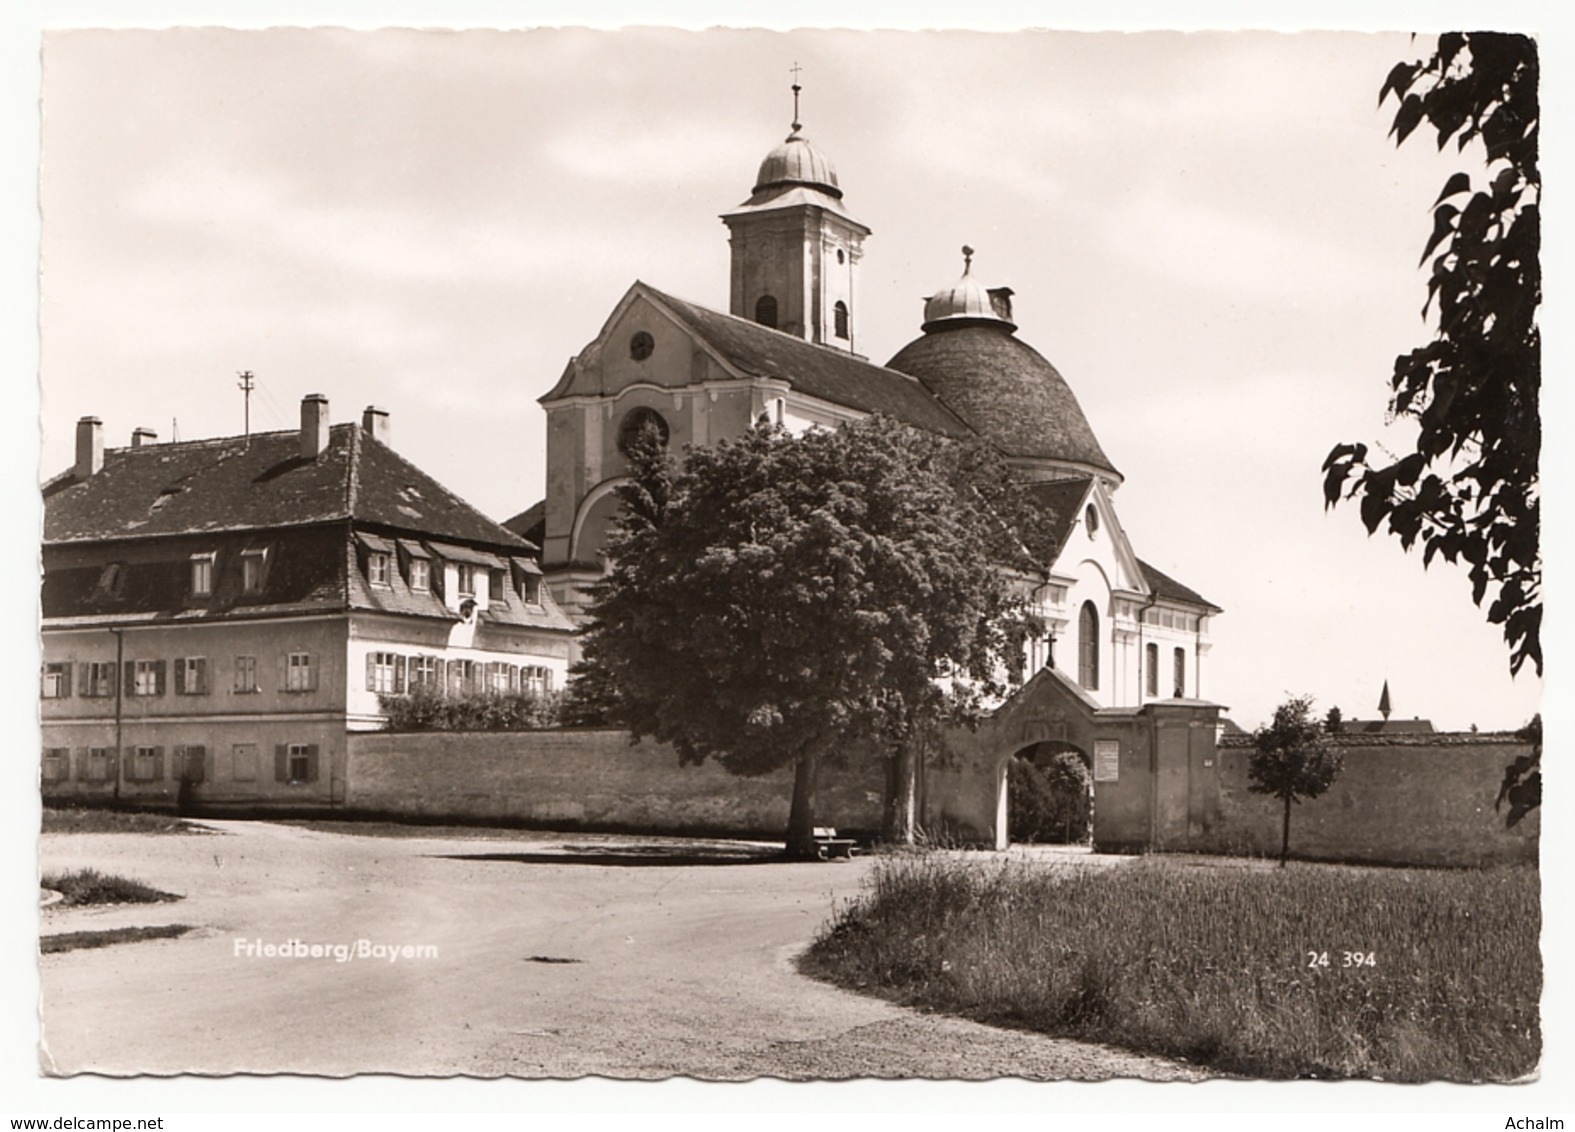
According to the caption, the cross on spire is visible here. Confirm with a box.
[790,61,802,131]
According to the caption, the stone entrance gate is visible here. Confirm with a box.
[919,667,1223,851]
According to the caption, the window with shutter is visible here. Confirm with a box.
[41,663,72,699]
[287,653,316,692]
[284,743,311,783]
[131,660,162,696]
[42,748,70,782]
[175,657,208,695]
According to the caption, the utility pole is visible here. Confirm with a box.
[237,370,255,440]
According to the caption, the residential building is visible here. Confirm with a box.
[41,397,575,806]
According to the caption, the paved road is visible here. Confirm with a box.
[39,821,1207,1080]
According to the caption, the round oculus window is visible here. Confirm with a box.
[629,331,655,362]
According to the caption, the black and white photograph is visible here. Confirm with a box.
[8,3,1566,1125]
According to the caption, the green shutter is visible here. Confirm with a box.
[154,660,167,696]
[395,656,406,695]
[366,652,377,692]
[174,658,186,695]
[275,744,289,782]
[305,744,320,783]
[125,663,137,697]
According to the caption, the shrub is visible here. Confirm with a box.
[380,686,564,731]
[1008,752,1092,843]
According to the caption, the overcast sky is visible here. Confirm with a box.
[31,21,1549,732]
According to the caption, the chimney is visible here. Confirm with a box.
[131,427,158,448]
[74,416,103,479]
[361,405,390,446]
[987,286,1015,324]
[300,394,330,460]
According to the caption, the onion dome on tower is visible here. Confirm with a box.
[887,248,1121,486]
[722,68,869,351]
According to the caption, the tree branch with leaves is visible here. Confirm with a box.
[1323,32,1540,677]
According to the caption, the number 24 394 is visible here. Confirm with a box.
[1307,951,1376,968]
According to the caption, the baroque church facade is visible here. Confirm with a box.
[526,106,1219,711]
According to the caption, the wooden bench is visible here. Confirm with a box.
[812,827,859,860]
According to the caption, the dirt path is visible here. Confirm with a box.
[38,821,1208,1080]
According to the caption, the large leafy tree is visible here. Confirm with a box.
[572,415,1038,858]
[1323,33,1540,677]
[1249,695,1344,867]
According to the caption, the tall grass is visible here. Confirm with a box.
[43,868,178,906]
[802,855,1540,1081]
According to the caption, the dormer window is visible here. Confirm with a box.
[410,557,430,593]
[190,553,215,597]
[457,563,476,597]
[489,567,508,604]
[368,552,391,587]
[97,562,124,595]
[241,549,268,594]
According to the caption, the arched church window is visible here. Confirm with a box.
[617,406,670,458]
[1079,601,1099,692]
[833,301,849,339]
[1173,647,1186,698]
[1146,642,1159,697]
[755,295,778,329]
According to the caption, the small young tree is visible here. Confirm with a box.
[1324,705,1344,734]
[1249,696,1344,867]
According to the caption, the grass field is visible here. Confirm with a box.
[802,854,1540,1082]
[41,925,194,955]
[41,806,207,835]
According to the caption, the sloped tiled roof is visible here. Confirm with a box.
[886,325,1119,477]
[1342,718,1436,735]
[645,286,975,439]
[1021,477,1093,560]
[1137,557,1220,612]
[504,499,546,547]
[44,424,531,552]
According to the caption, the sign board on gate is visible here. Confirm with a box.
[1093,739,1120,782]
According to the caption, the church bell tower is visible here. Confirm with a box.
[721,73,870,354]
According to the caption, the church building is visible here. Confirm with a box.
[526,97,1219,710]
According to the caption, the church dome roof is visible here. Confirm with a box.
[888,280,1119,479]
[753,127,842,198]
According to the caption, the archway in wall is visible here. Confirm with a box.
[1006,739,1093,845]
